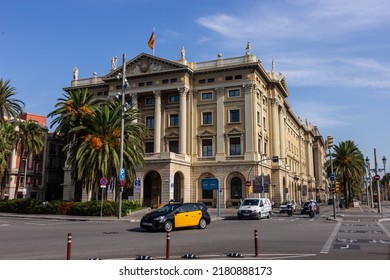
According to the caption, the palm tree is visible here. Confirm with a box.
[47,89,98,201]
[13,120,45,198]
[47,88,97,143]
[67,100,147,201]
[0,79,25,122]
[331,140,366,207]
[0,121,17,198]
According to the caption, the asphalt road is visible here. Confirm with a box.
[0,204,389,260]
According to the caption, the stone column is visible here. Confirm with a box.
[215,87,225,161]
[280,108,287,159]
[179,87,188,154]
[271,98,280,157]
[244,83,255,160]
[131,92,138,123]
[154,91,161,153]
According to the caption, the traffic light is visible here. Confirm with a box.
[327,135,333,149]
[335,181,340,193]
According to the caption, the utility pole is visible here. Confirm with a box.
[374,148,382,213]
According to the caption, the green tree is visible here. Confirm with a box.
[331,140,366,207]
[47,89,97,201]
[0,79,25,121]
[14,120,45,198]
[67,100,147,201]
[0,121,17,198]
[47,88,96,143]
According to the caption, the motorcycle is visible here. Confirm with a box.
[308,205,315,218]
[286,203,294,216]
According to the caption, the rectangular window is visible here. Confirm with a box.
[169,141,179,154]
[138,82,145,87]
[146,97,155,105]
[170,78,177,83]
[202,112,212,125]
[202,189,213,199]
[228,89,240,97]
[199,79,206,84]
[202,139,213,157]
[146,116,155,129]
[145,142,154,153]
[162,79,169,84]
[226,76,233,81]
[230,137,241,156]
[229,109,240,123]
[201,92,212,100]
[207,78,215,83]
[146,81,153,86]
[169,95,180,103]
[169,114,179,127]
[34,162,39,174]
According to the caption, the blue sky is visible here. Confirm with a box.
[1,0,389,169]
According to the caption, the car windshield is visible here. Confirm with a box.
[242,199,259,206]
[155,204,180,213]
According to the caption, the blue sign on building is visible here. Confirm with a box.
[201,178,219,190]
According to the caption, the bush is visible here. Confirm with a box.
[0,199,141,216]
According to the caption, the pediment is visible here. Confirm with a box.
[103,53,188,80]
[225,127,244,135]
[165,131,179,138]
[198,129,216,137]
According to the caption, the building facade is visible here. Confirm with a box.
[63,45,328,207]
[5,113,47,200]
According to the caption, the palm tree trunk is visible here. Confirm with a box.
[14,150,25,199]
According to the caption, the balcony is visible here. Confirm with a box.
[144,152,190,163]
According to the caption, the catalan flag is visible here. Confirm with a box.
[148,31,155,50]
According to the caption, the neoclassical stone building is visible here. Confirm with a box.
[63,44,328,208]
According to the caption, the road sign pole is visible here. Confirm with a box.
[329,148,336,219]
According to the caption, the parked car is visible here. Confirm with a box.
[301,201,320,214]
[279,201,296,213]
[140,202,211,232]
[237,198,272,220]
[279,201,288,213]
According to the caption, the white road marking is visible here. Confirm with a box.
[320,221,341,254]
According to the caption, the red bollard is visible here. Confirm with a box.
[254,230,259,257]
[67,233,72,260]
[166,232,171,259]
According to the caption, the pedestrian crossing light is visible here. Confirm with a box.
[327,135,333,149]
[335,181,340,193]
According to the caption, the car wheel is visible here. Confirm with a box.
[257,213,261,220]
[198,218,207,229]
[164,220,173,232]
[267,211,271,219]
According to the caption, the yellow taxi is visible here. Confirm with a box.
[140,202,211,232]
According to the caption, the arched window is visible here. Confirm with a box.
[230,177,242,199]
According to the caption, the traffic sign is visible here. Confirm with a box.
[246,181,251,187]
[330,174,335,181]
[100,177,108,185]
[374,174,380,181]
[120,168,125,180]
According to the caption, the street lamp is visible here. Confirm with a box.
[365,156,374,208]
[382,156,387,201]
[118,54,128,219]
[366,149,383,213]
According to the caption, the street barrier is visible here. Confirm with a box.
[67,233,72,260]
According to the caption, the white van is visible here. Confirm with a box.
[237,198,272,220]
